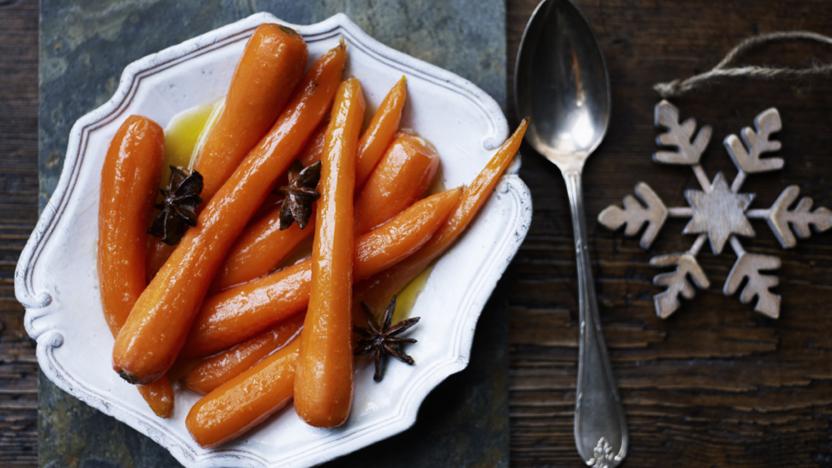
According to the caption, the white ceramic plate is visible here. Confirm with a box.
[16,12,531,467]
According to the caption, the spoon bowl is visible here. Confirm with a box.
[514,0,610,172]
[514,1,627,466]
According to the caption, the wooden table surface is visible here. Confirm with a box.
[3,0,832,466]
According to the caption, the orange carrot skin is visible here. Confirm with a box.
[186,338,301,448]
[97,115,175,417]
[355,132,439,233]
[213,79,409,289]
[354,188,460,278]
[214,211,313,290]
[213,118,327,291]
[184,302,380,446]
[213,140,431,290]
[112,44,347,385]
[137,376,175,418]
[146,240,174,280]
[184,314,303,394]
[183,189,461,358]
[195,24,308,200]
[298,119,328,167]
[182,183,461,438]
[295,78,365,427]
[356,76,407,186]
[185,261,311,358]
[98,116,164,334]
[361,120,528,312]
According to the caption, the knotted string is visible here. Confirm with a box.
[654,31,832,98]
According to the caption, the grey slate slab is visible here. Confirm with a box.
[39,1,508,465]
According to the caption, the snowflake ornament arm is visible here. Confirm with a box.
[653,100,712,166]
[724,238,782,318]
[597,182,668,249]
[747,185,832,248]
[650,235,710,319]
[599,101,832,319]
[723,107,783,191]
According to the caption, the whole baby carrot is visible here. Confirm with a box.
[361,120,528,314]
[112,43,347,385]
[356,76,407,186]
[195,24,308,200]
[186,337,301,447]
[213,78,410,290]
[183,314,304,394]
[213,211,313,290]
[293,77,365,428]
[354,132,439,233]
[99,116,164,334]
[298,119,328,167]
[184,188,462,358]
[97,115,174,417]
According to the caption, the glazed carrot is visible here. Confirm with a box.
[146,240,174,280]
[355,132,439,233]
[112,44,347,385]
[210,120,328,291]
[298,119,328,167]
[184,188,462,358]
[185,302,382,446]
[186,337,301,448]
[156,26,307,277]
[97,115,174,417]
[194,24,308,200]
[99,116,164,333]
[214,146,434,290]
[137,376,175,418]
[214,212,313,290]
[183,315,304,394]
[294,77,365,428]
[213,79,410,290]
[356,76,407,186]
[353,192,458,278]
[244,120,328,223]
[361,120,528,313]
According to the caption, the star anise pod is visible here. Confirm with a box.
[278,161,321,230]
[148,166,203,245]
[355,297,420,382]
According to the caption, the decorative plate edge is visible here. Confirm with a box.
[16,12,528,467]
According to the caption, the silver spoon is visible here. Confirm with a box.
[514,0,627,466]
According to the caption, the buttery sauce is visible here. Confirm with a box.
[393,266,432,321]
[163,101,221,183]
[392,177,445,319]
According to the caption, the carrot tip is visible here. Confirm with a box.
[117,369,141,384]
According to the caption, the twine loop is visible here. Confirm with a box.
[654,31,832,98]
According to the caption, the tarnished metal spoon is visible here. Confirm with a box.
[514,0,627,466]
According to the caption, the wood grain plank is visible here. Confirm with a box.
[0,0,38,465]
[507,0,832,466]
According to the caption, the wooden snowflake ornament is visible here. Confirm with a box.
[599,100,832,319]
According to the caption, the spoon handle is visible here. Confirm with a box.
[563,170,628,467]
